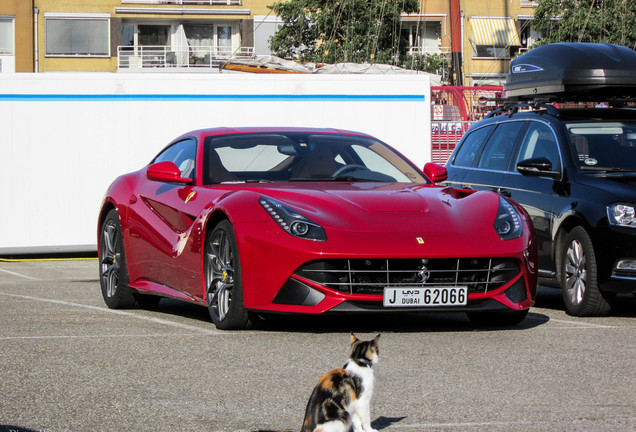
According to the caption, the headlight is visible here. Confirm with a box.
[494,197,523,240]
[259,197,327,241]
[607,203,636,227]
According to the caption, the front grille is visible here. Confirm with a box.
[295,258,521,295]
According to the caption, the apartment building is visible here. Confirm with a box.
[402,0,540,85]
[24,0,276,73]
[0,0,34,72]
[3,0,541,84]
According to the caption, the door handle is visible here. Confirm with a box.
[461,184,472,190]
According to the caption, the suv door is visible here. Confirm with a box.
[502,121,562,273]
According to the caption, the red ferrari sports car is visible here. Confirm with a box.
[98,127,537,329]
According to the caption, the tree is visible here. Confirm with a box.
[268,0,420,65]
[533,0,636,49]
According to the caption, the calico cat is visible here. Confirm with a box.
[300,333,380,432]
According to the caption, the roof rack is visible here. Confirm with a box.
[485,102,560,119]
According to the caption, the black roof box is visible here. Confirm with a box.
[504,43,636,101]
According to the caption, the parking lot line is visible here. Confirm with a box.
[0,267,40,280]
[0,333,206,341]
[526,313,619,329]
[548,317,618,329]
[394,420,536,429]
[0,333,203,341]
[0,292,226,336]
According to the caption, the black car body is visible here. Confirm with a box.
[443,43,636,316]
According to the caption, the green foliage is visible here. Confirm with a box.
[533,0,636,49]
[401,53,447,75]
[268,0,420,64]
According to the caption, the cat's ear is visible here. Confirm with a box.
[372,334,381,345]
[350,332,359,344]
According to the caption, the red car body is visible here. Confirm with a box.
[98,127,537,329]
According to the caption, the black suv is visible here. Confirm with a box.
[443,43,636,316]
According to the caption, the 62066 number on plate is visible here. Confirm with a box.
[383,287,467,307]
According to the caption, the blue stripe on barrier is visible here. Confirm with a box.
[0,93,425,102]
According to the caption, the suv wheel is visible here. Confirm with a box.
[559,226,612,316]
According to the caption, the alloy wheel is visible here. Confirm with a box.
[564,238,586,306]
[100,219,121,299]
[206,229,235,322]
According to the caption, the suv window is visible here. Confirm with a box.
[453,125,494,167]
[515,122,560,170]
[477,122,525,171]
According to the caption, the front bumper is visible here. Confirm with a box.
[236,221,537,314]
[271,270,532,313]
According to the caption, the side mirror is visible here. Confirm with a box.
[516,157,561,180]
[146,161,194,184]
[423,162,448,183]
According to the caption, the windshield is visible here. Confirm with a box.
[567,121,636,171]
[202,132,428,185]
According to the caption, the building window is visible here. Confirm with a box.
[122,24,134,47]
[518,19,542,51]
[403,21,443,55]
[0,17,14,55]
[138,25,169,46]
[473,45,513,59]
[45,14,110,57]
[184,24,214,63]
[217,26,232,55]
[469,17,521,59]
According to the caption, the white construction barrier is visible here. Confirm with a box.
[0,72,431,253]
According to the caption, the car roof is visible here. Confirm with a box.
[479,107,636,125]
[174,126,374,142]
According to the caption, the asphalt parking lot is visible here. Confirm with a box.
[1,258,635,432]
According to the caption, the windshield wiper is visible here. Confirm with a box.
[288,176,375,182]
[580,166,634,172]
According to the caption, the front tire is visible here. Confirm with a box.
[204,220,250,330]
[559,226,612,316]
[99,209,135,308]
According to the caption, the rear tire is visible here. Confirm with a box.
[99,209,136,309]
[559,226,612,316]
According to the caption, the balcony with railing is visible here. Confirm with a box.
[406,46,450,56]
[121,0,241,5]
[117,45,254,70]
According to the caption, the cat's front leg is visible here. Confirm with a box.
[361,408,378,432]
[351,410,377,432]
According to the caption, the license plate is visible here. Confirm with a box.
[383,287,468,307]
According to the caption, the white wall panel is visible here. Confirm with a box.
[0,72,431,253]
